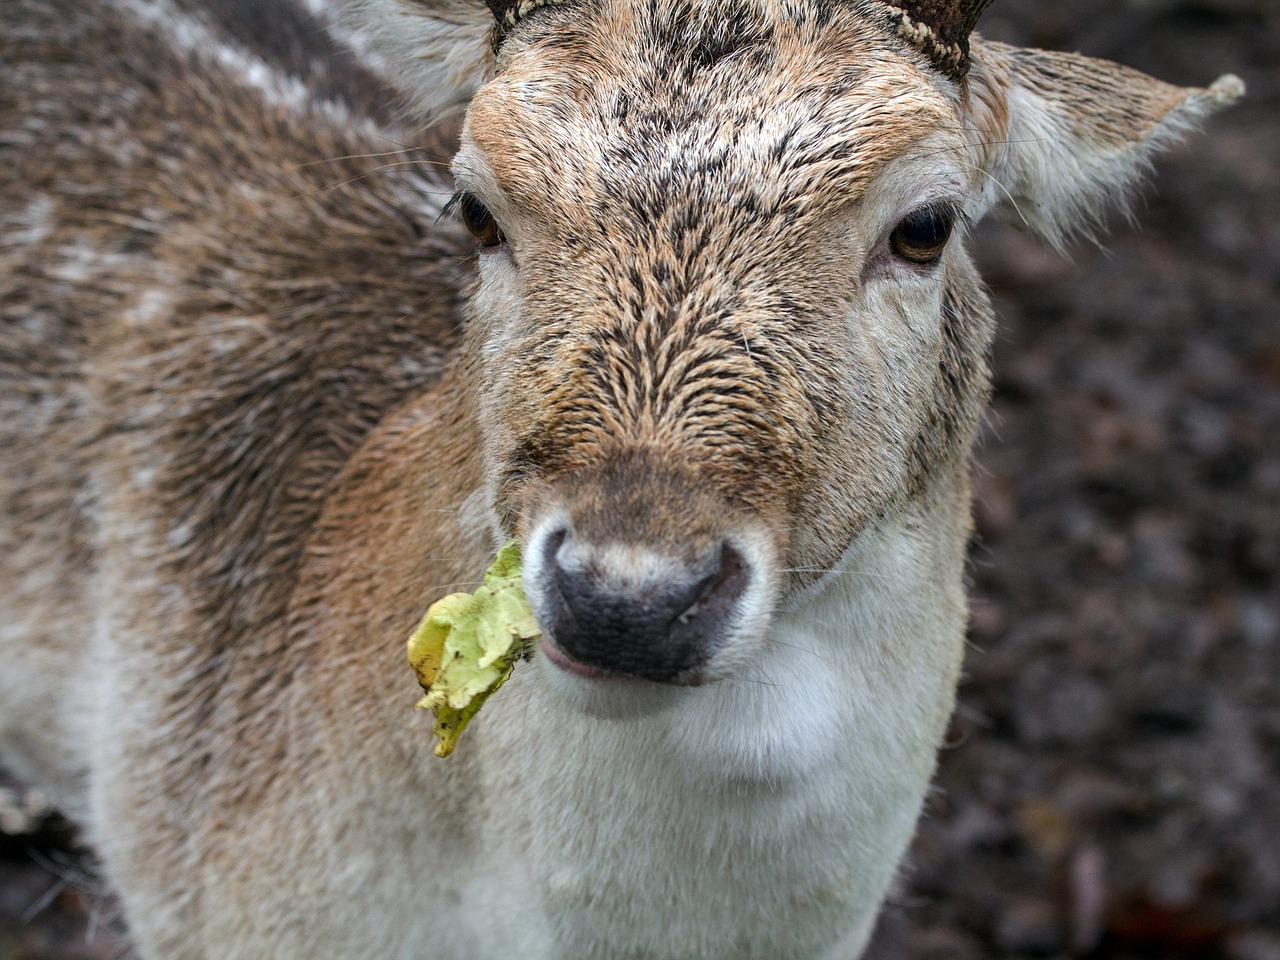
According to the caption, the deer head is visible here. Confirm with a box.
[318,0,1240,702]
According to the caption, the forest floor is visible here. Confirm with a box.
[2,0,1277,958]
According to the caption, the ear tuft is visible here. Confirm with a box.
[966,39,1244,249]
[1199,73,1247,111]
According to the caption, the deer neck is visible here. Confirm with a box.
[458,465,972,960]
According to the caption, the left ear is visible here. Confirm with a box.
[964,37,1244,246]
[313,0,496,124]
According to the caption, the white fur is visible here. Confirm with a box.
[2,194,55,247]
[968,41,1245,246]
[425,495,967,960]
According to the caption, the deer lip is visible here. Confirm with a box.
[539,636,623,681]
[539,636,712,688]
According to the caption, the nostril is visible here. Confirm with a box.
[679,543,748,622]
[671,542,749,641]
[543,527,591,623]
[542,526,569,567]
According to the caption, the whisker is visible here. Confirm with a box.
[291,145,427,169]
[291,160,457,201]
[21,875,68,923]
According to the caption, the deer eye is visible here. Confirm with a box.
[890,205,955,265]
[458,192,505,248]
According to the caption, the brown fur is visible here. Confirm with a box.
[1,0,463,801]
[468,0,989,583]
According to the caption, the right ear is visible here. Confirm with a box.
[964,37,1243,247]
[312,0,495,122]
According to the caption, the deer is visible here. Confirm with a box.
[0,0,1242,956]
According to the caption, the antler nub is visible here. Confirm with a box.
[484,0,571,36]
[881,0,995,80]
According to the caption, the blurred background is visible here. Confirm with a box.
[868,1,1280,957]
[2,0,1277,957]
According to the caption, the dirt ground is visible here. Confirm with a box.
[2,1,1277,958]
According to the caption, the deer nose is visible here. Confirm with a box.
[538,530,750,683]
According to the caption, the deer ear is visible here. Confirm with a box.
[315,0,496,122]
[964,37,1243,247]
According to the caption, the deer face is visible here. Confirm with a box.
[452,0,995,689]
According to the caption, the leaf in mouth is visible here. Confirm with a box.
[407,541,540,757]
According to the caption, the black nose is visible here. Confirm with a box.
[541,532,749,683]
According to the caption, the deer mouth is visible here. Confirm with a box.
[539,636,623,681]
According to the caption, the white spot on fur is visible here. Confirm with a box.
[4,194,55,246]
[107,0,359,128]
[49,242,101,283]
[123,288,173,328]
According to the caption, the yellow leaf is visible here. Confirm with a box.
[406,541,539,757]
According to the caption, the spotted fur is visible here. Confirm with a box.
[0,0,1240,957]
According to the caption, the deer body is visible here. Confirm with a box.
[0,0,1240,956]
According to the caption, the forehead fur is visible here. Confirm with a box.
[463,0,959,224]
